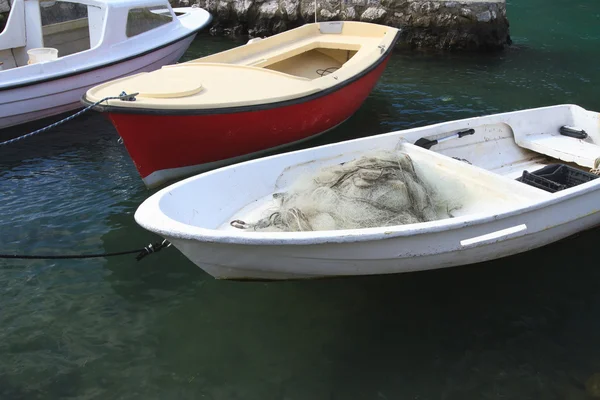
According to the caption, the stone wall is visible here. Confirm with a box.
[0,0,510,51]
[172,0,511,51]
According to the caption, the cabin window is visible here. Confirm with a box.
[126,6,173,38]
[39,1,92,56]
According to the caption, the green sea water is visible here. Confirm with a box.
[1,1,600,399]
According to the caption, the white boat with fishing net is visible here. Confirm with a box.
[135,104,600,280]
[0,0,211,130]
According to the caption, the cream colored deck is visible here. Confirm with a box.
[85,21,399,110]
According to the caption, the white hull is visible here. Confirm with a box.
[169,190,600,280]
[134,104,600,280]
[0,35,195,130]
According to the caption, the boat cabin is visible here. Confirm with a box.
[0,0,179,71]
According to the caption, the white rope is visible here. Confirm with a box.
[590,157,600,175]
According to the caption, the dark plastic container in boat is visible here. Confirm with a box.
[517,164,598,193]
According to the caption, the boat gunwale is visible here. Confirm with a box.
[134,104,600,246]
[80,29,402,115]
[0,8,212,92]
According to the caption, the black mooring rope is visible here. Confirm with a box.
[0,240,171,262]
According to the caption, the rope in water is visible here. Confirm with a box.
[0,91,138,146]
[0,91,165,263]
[590,157,600,175]
[0,239,171,262]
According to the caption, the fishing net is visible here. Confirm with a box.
[230,150,452,232]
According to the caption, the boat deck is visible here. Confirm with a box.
[190,35,382,69]
[84,22,399,110]
[88,64,323,109]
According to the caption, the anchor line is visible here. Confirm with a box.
[0,239,172,263]
[0,92,138,146]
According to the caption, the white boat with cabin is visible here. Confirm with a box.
[0,0,211,130]
[134,104,600,280]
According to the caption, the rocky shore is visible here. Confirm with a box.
[171,0,511,51]
[0,0,511,51]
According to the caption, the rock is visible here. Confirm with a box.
[436,13,453,25]
[0,0,9,13]
[321,0,340,10]
[299,0,316,22]
[360,6,386,22]
[272,19,287,33]
[216,1,231,19]
[379,0,398,8]
[258,0,279,17]
[223,24,244,35]
[169,0,511,52]
[460,7,473,19]
[209,24,224,35]
[413,15,431,28]
[420,1,440,13]
[320,9,339,20]
[341,6,357,20]
[281,0,299,20]
[233,0,253,18]
[476,10,492,23]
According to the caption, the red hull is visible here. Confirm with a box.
[108,53,392,187]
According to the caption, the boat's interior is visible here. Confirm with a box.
[216,141,559,232]
[39,5,92,57]
[262,47,358,79]
[185,21,388,79]
[150,105,600,232]
[85,21,399,109]
[0,0,98,69]
[219,107,600,232]
[0,0,176,71]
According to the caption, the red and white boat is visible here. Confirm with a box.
[83,21,400,188]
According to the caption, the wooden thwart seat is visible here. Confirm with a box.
[516,133,600,168]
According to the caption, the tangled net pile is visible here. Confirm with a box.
[231,150,451,232]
